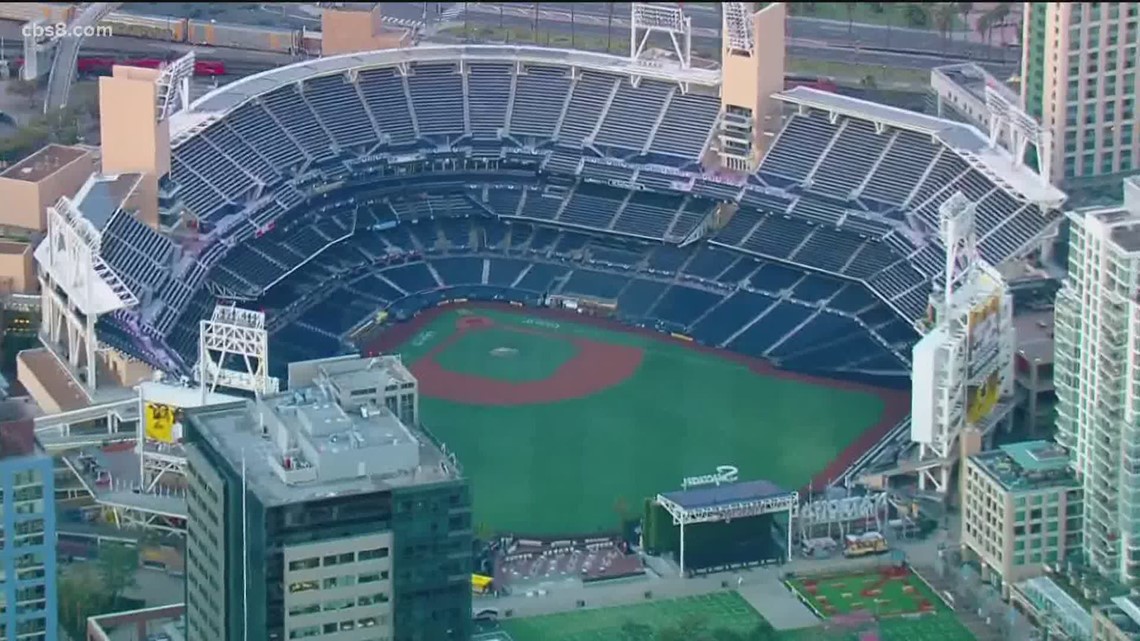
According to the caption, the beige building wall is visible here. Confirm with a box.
[99,65,170,228]
[961,458,1078,594]
[0,144,98,232]
[1021,3,1139,185]
[320,5,411,56]
[718,2,785,171]
[0,241,36,294]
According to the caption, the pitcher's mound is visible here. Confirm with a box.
[490,347,519,358]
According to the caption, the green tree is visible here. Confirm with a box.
[621,621,654,641]
[710,628,746,641]
[8,78,38,105]
[97,542,140,604]
[903,3,930,28]
[743,620,778,641]
[956,2,974,40]
[931,3,959,45]
[57,566,105,638]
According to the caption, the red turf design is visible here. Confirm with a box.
[409,316,645,406]
[363,302,910,490]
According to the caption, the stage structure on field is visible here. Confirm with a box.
[655,472,798,577]
[907,192,1016,495]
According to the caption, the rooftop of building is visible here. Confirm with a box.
[0,419,37,460]
[1101,595,1140,638]
[1014,575,1093,640]
[0,144,88,183]
[188,356,456,507]
[0,240,27,255]
[934,62,1020,105]
[1083,178,1140,252]
[1015,310,1055,365]
[73,172,141,231]
[971,440,1078,493]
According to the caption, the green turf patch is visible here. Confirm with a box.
[433,327,580,382]
[502,592,767,641]
[786,569,976,641]
[399,308,888,534]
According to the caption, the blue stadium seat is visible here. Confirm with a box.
[689,290,777,347]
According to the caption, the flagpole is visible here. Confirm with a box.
[242,451,249,641]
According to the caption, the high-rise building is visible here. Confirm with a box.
[1054,176,1140,583]
[1021,3,1139,186]
[183,355,471,641]
[0,420,57,641]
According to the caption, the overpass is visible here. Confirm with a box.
[43,2,120,113]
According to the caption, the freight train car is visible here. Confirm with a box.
[12,56,226,77]
[0,2,74,25]
[186,20,301,54]
[98,11,187,42]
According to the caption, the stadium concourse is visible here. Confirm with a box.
[61,44,1061,492]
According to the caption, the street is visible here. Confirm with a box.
[394,2,1017,76]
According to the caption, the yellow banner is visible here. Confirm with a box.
[144,402,178,443]
[966,372,1001,424]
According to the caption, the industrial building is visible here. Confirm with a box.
[1055,176,1140,584]
[0,419,57,641]
[960,440,1081,594]
[182,354,470,641]
[1020,3,1140,186]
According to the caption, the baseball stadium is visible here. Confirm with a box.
[31,1,1062,578]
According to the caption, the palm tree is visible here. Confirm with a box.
[978,2,1013,46]
[931,3,958,48]
[956,2,973,42]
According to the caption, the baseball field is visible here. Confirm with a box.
[367,303,908,535]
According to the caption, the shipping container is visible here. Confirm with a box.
[0,2,74,25]
[100,12,187,43]
[186,20,301,54]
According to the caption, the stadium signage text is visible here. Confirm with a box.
[682,465,739,489]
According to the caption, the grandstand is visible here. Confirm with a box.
[51,35,1063,493]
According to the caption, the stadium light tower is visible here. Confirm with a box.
[629,3,692,69]
[155,51,196,121]
[198,303,280,402]
[909,192,1015,496]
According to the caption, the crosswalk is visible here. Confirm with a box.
[382,16,426,30]
[439,4,466,21]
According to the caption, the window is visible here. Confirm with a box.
[289,558,319,572]
[359,547,390,561]
[288,604,320,617]
[288,581,319,594]
[359,573,382,584]
[323,553,355,567]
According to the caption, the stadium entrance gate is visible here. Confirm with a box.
[648,469,798,577]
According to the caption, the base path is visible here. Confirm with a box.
[412,316,645,405]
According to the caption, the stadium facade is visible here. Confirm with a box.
[52,44,1062,394]
[24,3,1067,526]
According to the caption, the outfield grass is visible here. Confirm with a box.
[398,308,887,534]
[433,327,579,382]
[501,592,766,641]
